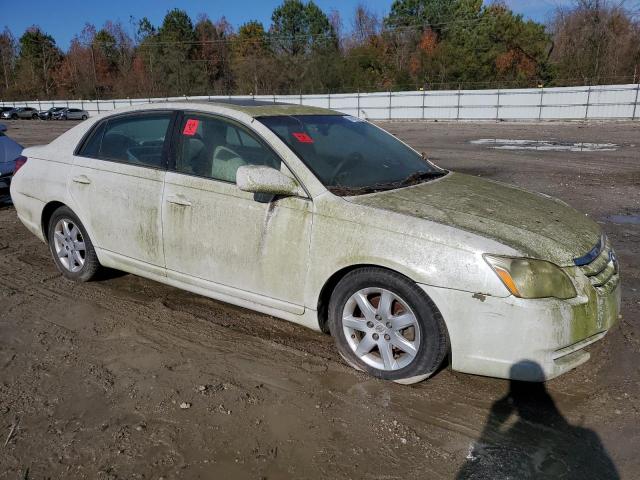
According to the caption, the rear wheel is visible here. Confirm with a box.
[328,267,449,384]
[10,113,17,120]
[31,113,38,120]
[47,206,101,282]
[81,115,88,120]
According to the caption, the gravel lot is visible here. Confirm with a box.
[0,118,638,479]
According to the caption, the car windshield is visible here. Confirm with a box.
[257,115,445,195]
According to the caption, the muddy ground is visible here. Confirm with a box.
[0,119,638,479]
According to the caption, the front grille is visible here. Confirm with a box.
[576,237,619,294]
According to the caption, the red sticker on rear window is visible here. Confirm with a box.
[292,132,313,143]
[183,119,199,136]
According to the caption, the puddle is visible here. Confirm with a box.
[471,139,618,152]
[606,215,640,225]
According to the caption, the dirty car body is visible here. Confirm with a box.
[10,101,620,383]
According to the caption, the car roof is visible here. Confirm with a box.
[181,99,342,118]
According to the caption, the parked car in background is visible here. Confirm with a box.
[1,107,39,120]
[39,107,67,120]
[0,123,24,202]
[53,108,89,120]
[0,107,14,117]
[9,100,620,384]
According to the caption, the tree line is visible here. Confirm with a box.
[0,0,638,101]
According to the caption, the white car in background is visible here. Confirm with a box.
[54,108,89,120]
[10,100,620,384]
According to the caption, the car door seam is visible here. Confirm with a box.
[160,172,168,270]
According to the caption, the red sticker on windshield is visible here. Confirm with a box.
[183,119,199,136]
[292,132,313,143]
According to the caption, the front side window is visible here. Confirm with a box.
[258,115,445,195]
[175,114,280,183]
[78,113,171,168]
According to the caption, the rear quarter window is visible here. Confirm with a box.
[78,121,107,158]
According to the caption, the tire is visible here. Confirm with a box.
[47,206,101,282]
[328,267,449,384]
[81,115,87,120]
[31,113,38,119]
[11,113,17,120]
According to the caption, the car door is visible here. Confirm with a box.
[70,111,175,274]
[162,112,312,312]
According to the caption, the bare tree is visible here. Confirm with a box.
[0,28,17,94]
[351,3,380,47]
[550,0,640,84]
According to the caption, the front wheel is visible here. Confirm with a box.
[47,206,101,281]
[328,267,449,384]
[81,115,87,120]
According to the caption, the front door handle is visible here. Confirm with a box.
[166,194,192,207]
[72,175,91,184]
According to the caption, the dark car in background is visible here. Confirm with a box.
[0,107,39,120]
[53,107,89,120]
[0,123,24,202]
[39,106,67,120]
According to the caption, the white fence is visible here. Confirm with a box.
[3,83,639,121]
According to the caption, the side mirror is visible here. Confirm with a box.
[236,165,303,197]
[0,124,7,133]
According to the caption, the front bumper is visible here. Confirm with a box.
[420,273,620,381]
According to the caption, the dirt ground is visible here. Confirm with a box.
[0,118,638,479]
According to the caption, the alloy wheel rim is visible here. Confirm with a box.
[342,288,420,371]
[53,219,86,273]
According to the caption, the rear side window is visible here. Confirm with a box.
[78,113,172,168]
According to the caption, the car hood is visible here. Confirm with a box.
[347,172,600,266]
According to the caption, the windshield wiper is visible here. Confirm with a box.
[328,184,396,196]
[328,170,447,196]
[396,170,447,187]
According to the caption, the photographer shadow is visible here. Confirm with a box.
[456,360,619,480]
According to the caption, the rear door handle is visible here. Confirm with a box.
[166,194,192,207]
[72,175,91,184]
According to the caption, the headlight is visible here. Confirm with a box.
[484,255,577,300]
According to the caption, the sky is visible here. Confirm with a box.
[2,0,586,49]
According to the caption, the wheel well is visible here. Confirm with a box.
[317,264,410,334]
[41,201,66,240]
[317,264,453,371]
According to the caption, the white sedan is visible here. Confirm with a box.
[10,100,620,384]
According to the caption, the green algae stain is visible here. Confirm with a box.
[349,172,601,266]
